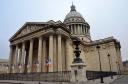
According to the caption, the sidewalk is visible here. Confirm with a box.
[0,75,124,84]
[0,80,71,84]
[110,75,128,84]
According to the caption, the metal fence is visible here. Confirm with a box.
[0,71,71,82]
[86,71,117,80]
[0,71,117,82]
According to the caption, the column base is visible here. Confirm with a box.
[27,65,31,73]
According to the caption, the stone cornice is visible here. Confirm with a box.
[56,28,70,38]
[83,36,121,48]
[64,22,90,27]
[91,37,120,48]
[10,27,70,45]
[67,36,121,52]
[10,28,52,45]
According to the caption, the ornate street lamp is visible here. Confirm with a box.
[116,61,121,75]
[107,53,113,79]
[96,45,104,83]
[73,39,83,63]
[118,62,121,75]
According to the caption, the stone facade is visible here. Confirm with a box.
[0,59,8,73]
[8,5,123,73]
[123,60,128,74]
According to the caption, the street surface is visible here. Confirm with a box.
[0,75,128,84]
[110,75,128,84]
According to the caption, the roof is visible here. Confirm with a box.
[65,11,83,19]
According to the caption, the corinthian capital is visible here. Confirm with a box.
[56,28,62,35]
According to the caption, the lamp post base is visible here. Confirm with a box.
[70,63,87,82]
[100,76,104,83]
[73,58,83,63]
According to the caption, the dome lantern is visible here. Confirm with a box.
[70,4,76,12]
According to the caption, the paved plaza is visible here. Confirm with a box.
[110,75,128,84]
[0,75,128,84]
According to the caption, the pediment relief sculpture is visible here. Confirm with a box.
[10,23,49,41]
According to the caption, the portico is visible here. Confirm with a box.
[9,23,71,73]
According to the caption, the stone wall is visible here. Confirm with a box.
[67,40,122,73]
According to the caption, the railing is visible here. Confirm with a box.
[0,71,71,82]
[86,71,117,80]
[0,71,117,82]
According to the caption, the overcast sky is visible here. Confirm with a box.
[0,0,128,61]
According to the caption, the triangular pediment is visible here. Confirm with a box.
[9,23,27,41]
[9,22,48,41]
[9,20,70,42]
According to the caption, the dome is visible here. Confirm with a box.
[65,11,83,19]
[64,5,85,24]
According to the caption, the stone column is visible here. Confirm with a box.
[18,48,22,71]
[83,27,87,34]
[53,37,57,71]
[73,25,75,34]
[14,44,18,73]
[75,25,77,34]
[88,29,90,35]
[8,45,13,73]
[71,25,74,34]
[17,48,22,64]
[80,25,84,34]
[80,25,82,34]
[42,40,46,72]
[28,39,33,73]
[37,36,43,72]
[78,24,80,35]
[82,27,84,34]
[58,34,62,71]
[71,25,73,34]
[75,24,79,34]
[66,39,70,70]
[87,27,88,34]
[21,42,25,73]
[86,28,88,35]
[49,35,53,72]
[78,24,81,35]
[84,28,85,34]
[61,39,66,71]
[72,25,74,34]
[76,24,78,34]
[116,47,122,74]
